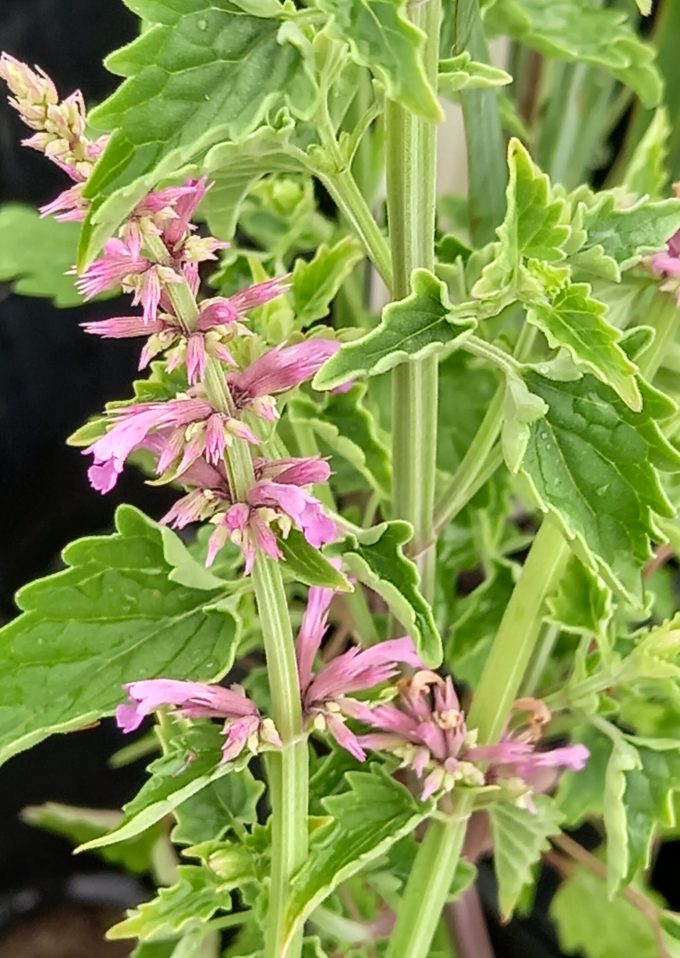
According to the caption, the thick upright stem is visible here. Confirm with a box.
[385,0,441,601]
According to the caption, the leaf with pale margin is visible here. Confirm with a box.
[472,139,570,298]
[520,371,680,602]
[328,521,443,666]
[489,795,564,920]
[551,868,680,958]
[282,766,434,950]
[526,283,641,410]
[291,238,364,326]
[486,0,661,107]
[22,802,165,875]
[547,556,612,640]
[201,113,307,240]
[313,269,476,391]
[577,191,680,271]
[0,205,84,307]
[439,53,512,94]
[623,108,670,200]
[78,722,251,852]
[0,506,239,766]
[502,373,548,473]
[278,529,353,591]
[316,0,442,122]
[172,764,264,845]
[289,386,392,500]
[623,614,680,682]
[80,0,318,261]
[108,864,234,941]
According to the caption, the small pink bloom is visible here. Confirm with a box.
[40,183,87,221]
[81,316,164,340]
[229,275,290,312]
[76,238,149,300]
[249,480,336,549]
[162,177,209,250]
[116,679,280,763]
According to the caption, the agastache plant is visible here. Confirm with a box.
[2,3,680,957]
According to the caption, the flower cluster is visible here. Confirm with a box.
[650,185,680,303]
[1,58,339,573]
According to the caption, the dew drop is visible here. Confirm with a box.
[539,364,549,374]
[197,17,208,30]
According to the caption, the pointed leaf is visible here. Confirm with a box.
[172,765,264,845]
[316,0,443,122]
[81,1,318,259]
[501,373,548,473]
[439,53,512,94]
[623,108,670,200]
[581,192,680,271]
[329,521,443,666]
[313,269,476,391]
[526,284,641,410]
[0,506,239,766]
[547,556,613,639]
[291,238,364,326]
[283,767,434,949]
[278,529,353,591]
[520,371,680,602]
[489,795,564,920]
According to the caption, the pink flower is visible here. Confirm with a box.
[40,182,87,221]
[650,225,680,305]
[206,456,336,571]
[84,397,256,493]
[230,339,341,420]
[295,582,423,760]
[116,679,281,763]
[76,238,150,300]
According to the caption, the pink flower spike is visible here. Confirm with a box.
[40,183,87,221]
[186,333,207,384]
[258,456,331,487]
[230,339,341,404]
[81,316,163,340]
[229,275,290,313]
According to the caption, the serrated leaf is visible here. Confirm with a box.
[556,724,612,826]
[489,795,564,920]
[0,205,84,307]
[316,0,442,122]
[329,521,443,666]
[487,0,662,107]
[581,193,680,271]
[108,864,234,941]
[313,269,476,391]
[473,139,570,297]
[502,373,549,473]
[22,802,164,875]
[520,371,680,602]
[623,108,670,200]
[80,2,318,260]
[624,614,680,681]
[279,529,353,591]
[172,765,264,845]
[289,385,392,500]
[603,728,642,896]
[201,115,306,240]
[0,506,239,766]
[78,722,251,852]
[526,284,641,410]
[551,868,679,958]
[438,52,512,94]
[291,238,364,326]
[547,556,612,639]
[282,767,434,949]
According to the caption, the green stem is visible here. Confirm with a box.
[385,0,441,603]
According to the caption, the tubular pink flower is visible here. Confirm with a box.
[81,316,165,340]
[76,238,149,300]
[116,679,281,764]
[229,339,341,415]
[248,480,336,549]
[39,183,87,221]
[162,177,209,249]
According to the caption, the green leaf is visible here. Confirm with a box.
[313,269,476,391]
[283,766,434,949]
[551,868,678,958]
[602,727,642,896]
[108,864,234,941]
[623,614,680,682]
[501,373,549,473]
[438,52,512,94]
[291,238,364,326]
[316,0,443,122]
[623,108,670,200]
[201,114,307,240]
[279,529,353,591]
[472,139,570,297]
[580,192,680,271]
[172,765,264,845]
[0,205,85,307]
[547,556,612,639]
[0,506,239,766]
[526,284,641,410]
[487,0,662,107]
[22,802,165,875]
[81,2,318,260]
[78,722,252,852]
[520,371,680,602]
[330,521,443,666]
[489,795,564,920]
[556,725,612,826]
[289,385,392,500]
